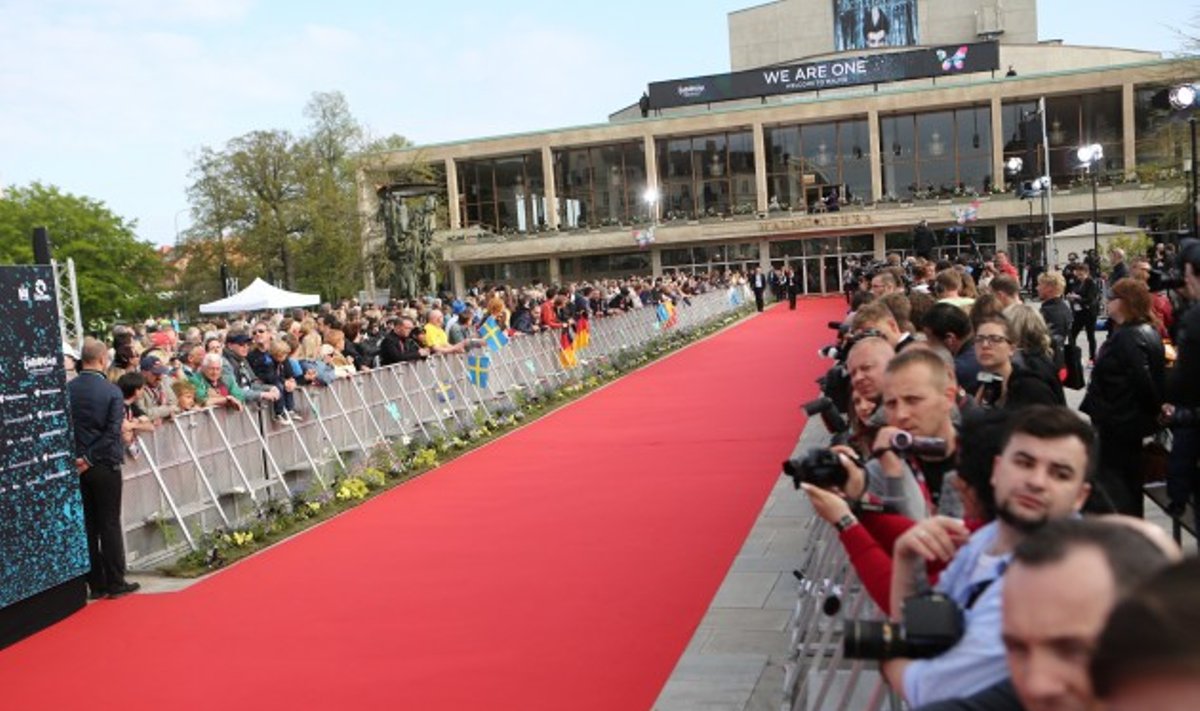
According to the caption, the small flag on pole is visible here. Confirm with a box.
[480,317,510,352]
[435,380,455,402]
[466,354,491,388]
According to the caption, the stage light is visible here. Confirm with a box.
[1076,144,1103,164]
[1005,157,1023,175]
[643,187,660,204]
[1170,84,1198,111]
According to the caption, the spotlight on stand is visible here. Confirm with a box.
[1170,84,1198,111]
[1076,144,1104,254]
[1076,143,1104,165]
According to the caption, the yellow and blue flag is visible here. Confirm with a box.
[466,354,491,388]
[481,317,510,352]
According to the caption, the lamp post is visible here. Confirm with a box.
[1168,84,1198,242]
[1192,116,1198,242]
[1076,144,1104,255]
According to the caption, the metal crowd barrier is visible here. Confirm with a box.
[781,433,900,710]
[122,289,745,569]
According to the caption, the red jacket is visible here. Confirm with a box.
[838,512,985,615]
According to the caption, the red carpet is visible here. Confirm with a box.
[0,298,846,711]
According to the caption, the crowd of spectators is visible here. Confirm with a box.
[795,240,1200,708]
[67,273,735,454]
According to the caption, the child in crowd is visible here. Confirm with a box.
[172,380,197,412]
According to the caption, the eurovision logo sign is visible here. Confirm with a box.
[647,41,999,109]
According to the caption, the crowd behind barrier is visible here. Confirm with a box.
[88,281,745,568]
[775,238,1200,710]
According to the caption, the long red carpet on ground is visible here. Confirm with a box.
[0,298,846,710]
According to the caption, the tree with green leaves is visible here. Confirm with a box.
[0,182,164,329]
[178,90,421,308]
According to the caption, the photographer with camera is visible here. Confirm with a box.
[800,408,1008,616]
[881,406,1094,707]
[870,348,964,517]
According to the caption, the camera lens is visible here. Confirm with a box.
[843,619,899,660]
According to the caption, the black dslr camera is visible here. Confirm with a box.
[844,592,964,659]
[782,448,861,491]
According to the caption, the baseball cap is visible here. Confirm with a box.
[139,354,170,375]
[227,333,253,345]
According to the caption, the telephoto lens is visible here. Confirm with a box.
[889,430,948,458]
[843,592,964,660]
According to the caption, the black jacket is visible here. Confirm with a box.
[1169,304,1200,407]
[1081,322,1165,437]
[1006,351,1066,410]
[1040,297,1073,344]
[67,369,125,468]
[379,330,424,366]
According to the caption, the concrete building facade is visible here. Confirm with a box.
[359,1,1196,297]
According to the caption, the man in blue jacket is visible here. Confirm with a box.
[68,338,139,600]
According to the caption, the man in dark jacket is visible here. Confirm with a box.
[379,317,429,365]
[1164,242,1200,530]
[68,338,139,599]
[1038,270,1073,368]
[913,219,936,260]
[1066,263,1100,361]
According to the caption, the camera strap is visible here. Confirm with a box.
[964,560,1009,610]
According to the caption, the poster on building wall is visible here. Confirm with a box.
[0,266,88,609]
[834,0,919,51]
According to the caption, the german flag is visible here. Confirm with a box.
[558,327,578,368]
[575,313,590,350]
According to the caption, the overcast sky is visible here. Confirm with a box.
[1,0,1196,247]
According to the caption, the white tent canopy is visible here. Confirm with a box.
[198,278,320,314]
[1047,221,1141,265]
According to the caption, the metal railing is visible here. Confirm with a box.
[122,289,746,568]
[781,501,899,711]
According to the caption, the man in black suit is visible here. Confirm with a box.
[784,266,799,310]
[379,316,429,365]
[68,338,139,600]
[750,266,767,312]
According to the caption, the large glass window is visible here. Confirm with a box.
[765,118,870,211]
[1135,86,1192,181]
[553,141,648,229]
[880,106,992,199]
[1043,91,1124,185]
[561,251,652,281]
[458,152,546,233]
[661,241,760,274]
[462,259,550,286]
[656,129,756,220]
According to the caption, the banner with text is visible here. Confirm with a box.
[0,266,87,609]
[648,41,999,109]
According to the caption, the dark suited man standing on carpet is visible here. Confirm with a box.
[784,265,799,310]
[750,266,767,312]
[68,337,139,600]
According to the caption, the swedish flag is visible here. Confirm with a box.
[481,317,510,352]
[466,354,491,388]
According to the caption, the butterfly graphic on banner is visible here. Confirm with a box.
[937,46,968,72]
